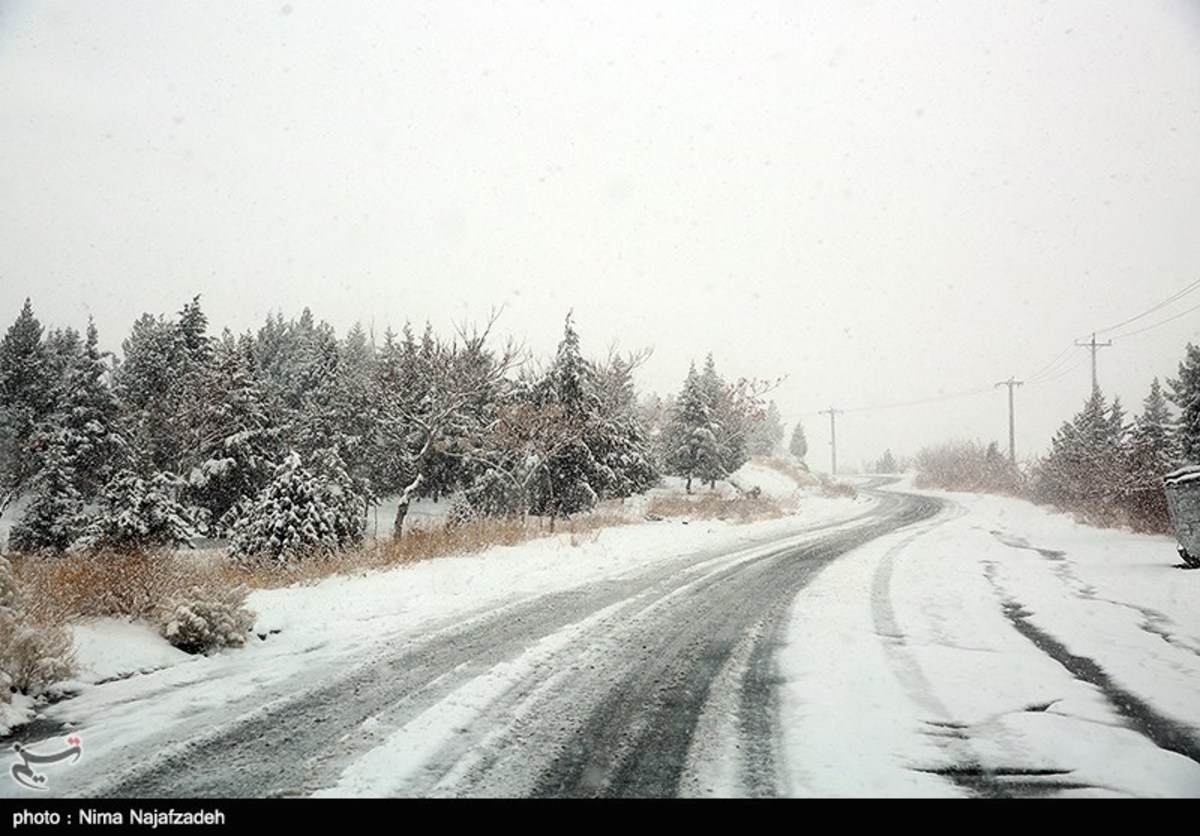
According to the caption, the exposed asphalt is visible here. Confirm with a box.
[58,487,944,798]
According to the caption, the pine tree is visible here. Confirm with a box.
[8,433,86,554]
[58,319,124,498]
[177,295,212,368]
[663,363,723,493]
[747,400,785,456]
[1035,387,1126,519]
[0,299,52,513]
[1169,343,1200,464]
[789,420,809,462]
[588,353,658,499]
[875,449,899,474]
[114,312,189,474]
[77,469,195,554]
[185,333,280,535]
[698,355,731,484]
[229,451,362,563]
[1125,378,1177,531]
[532,314,601,517]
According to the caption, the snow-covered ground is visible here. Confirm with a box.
[780,476,1200,797]
[4,469,1198,797]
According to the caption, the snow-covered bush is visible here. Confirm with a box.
[156,584,255,655]
[0,556,74,699]
[446,493,480,529]
[75,469,195,554]
[229,451,363,563]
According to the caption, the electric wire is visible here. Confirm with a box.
[1109,299,1200,342]
[1091,277,1200,338]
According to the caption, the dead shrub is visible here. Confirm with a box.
[646,492,784,523]
[0,555,75,699]
[816,474,858,499]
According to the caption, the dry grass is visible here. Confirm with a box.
[13,550,220,626]
[219,508,632,589]
[646,491,786,523]
[9,506,640,628]
[17,469,826,626]
[9,480,831,631]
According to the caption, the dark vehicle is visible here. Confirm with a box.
[1164,466,1200,568]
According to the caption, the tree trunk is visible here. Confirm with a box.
[392,473,424,539]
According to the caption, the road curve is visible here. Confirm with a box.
[72,484,943,798]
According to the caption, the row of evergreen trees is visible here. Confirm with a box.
[1032,364,1194,532]
[913,344,1200,534]
[0,299,783,561]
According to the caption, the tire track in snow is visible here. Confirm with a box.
[55,492,945,798]
[869,494,1102,797]
[530,489,939,798]
[983,571,1200,768]
[990,531,1200,659]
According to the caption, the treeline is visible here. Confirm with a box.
[0,298,783,562]
[915,344,1200,533]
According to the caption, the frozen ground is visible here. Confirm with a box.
[2,468,1197,797]
[781,476,1200,797]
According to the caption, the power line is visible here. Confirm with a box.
[1026,354,1089,387]
[1093,277,1200,337]
[840,386,993,415]
[1110,299,1200,342]
[1024,343,1078,386]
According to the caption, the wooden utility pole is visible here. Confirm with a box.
[819,407,843,474]
[994,378,1023,464]
[1074,332,1112,391]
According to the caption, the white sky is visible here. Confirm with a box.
[2,0,1199,470]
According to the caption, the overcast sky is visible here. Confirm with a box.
[2,0,1199,470]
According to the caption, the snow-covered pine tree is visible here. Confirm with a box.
[698,355,731,486]
[587,352,658,499]
[528,315,601,518]
[1125,378,1177,531]
[8,433,86,554]
[663,363,724,493]
[307,447,366,549]
[875,449,899,474]
[58,319,124,498]
[289,322,378,519]
[229,450,362,563]
[1169,343,1200,464]
[1034,387,1126,520]
[186,332,280,535]
[76,469,195,554]
[114,312,189,474]
[0,299,52,514]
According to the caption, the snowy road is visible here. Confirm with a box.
[17,485,936,798]
[9,480,1200,798]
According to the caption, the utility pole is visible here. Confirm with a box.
[819,407,842,475]
[994,378,1023,465]
[1074,332,1112,392]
